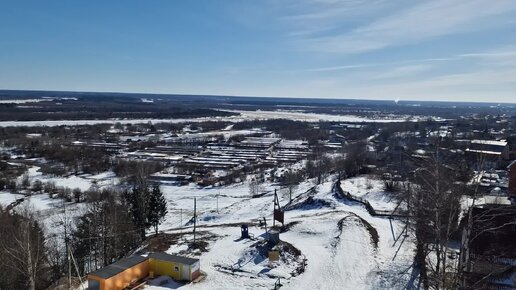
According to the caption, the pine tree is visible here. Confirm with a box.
[147,185,168,236]
[123,185,150,240]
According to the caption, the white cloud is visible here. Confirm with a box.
[294,0,516,54]
[372,64,434,79]
[288,57,452,73]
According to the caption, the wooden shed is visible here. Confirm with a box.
[148,252,200,282]
[87,255,149,290]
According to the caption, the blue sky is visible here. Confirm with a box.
[1,0,516,102]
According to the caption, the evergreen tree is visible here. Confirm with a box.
[147,185,168,235]
[123,185,150,240]
[72,197,142,274]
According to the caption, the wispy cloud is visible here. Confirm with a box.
[372,64,434,79]
[270,45,516,102]
[291,0,516,54]
[289,57,451,73]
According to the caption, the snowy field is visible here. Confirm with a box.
[146,176,415,290]
[0,98,54,104]
[19,165,119,191]
[1,172,416,290]
[0,191,25,206]
[0,190,87,237]
[226,110,417,123]
[339,176,402,212]
[2,165,119,235]
[0,109,430,127]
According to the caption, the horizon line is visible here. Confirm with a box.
[0,88,515,106]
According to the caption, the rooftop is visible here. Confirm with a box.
[149,252,199,265]
[471,140,507,147]
[88,255,147,279]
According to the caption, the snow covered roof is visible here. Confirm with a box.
[470,140,507,147]
[149,252,199,265]
[483,195,511,205]
[89,255,147,279]
[465,149,502,155]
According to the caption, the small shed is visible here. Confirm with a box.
[241,224,249,239]
[149,252,200,282]
[87,255,149,290]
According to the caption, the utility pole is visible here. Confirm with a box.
[69,244,83,289]
[273,190,276,227]
[263,217,267,239]
[88,223,92,273]
[62,201,71,289]
[67,239,71,288]
[180,208,182,234]
[217,191,219,214]
[193,197,197,243]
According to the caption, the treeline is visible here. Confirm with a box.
[271,142,372,198]
[0,98,236,121]
[233,119,329,144]
[71,185,167,276]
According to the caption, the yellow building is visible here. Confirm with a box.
[148,252,200,282]
[87,253,200,290]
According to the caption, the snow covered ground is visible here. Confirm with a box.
[339,176,402,212]
[0,109,429,127]
[227,110,416,123]
[3,165,118,236]
[3,171,416,289]
[146,176,416,290]
[19,165,119,191]
[0,190,86,237]
[0,191,25,207]
[0,98,54,104]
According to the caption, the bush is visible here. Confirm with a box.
[31,179,43,193]
[383,180,400,193]
[73,188,83,203]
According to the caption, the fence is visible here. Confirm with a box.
[332,181,407,218]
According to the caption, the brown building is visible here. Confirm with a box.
[466,140,509,169]
[509,160,516,199]
[459,205,516,289]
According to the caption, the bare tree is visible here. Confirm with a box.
[404,143,465,290]
[1,205,47,290]
[248,176,264,197]
[282,167,304,203]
